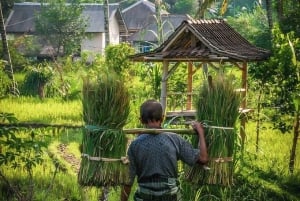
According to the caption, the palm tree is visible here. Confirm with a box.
[155,0,163,45]
[195,0,229,19]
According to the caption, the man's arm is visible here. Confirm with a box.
[192,122,208,164]
[120,184,132,201]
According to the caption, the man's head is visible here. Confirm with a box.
[140,99,163,124]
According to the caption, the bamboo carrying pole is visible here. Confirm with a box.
[0,123,197,134]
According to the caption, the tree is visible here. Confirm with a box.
[0,2,17,95]
[1,0,14,18]
[195,0,229,19]
[277,0,300,38]
[155,0,163,45]
[168,0,197,15]
[35,0,87,57]
[252,27,299,173]
[35,0,87,97]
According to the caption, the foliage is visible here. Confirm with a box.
[278,1,300,38]
[1,0,14,18]
[0,60,11,97]
[166,0,197,15]
[0,112,47,201]
[261,26,299,133]
[35,0,87,56]
[0,40,28,72]
[227,5,272,50]
[104,43,135,75]
[21,62,55,99]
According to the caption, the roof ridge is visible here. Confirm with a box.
[122,0,154,13]
[186,19,223,24]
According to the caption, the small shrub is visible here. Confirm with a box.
[21,63,56,98]
[0,61,11,97]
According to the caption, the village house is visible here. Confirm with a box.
[5,2,127,59]
[5,0,190,58]
[122,0,188,53]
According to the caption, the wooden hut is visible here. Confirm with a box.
[129,19,270,144]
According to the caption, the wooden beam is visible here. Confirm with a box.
[240,61,248,148]
[186,62,193,110]
[165,62,180,80]
[160,60,169,113]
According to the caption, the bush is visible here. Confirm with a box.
[0,61,11,97]
[0,40,28,72]
[21,63,56,99]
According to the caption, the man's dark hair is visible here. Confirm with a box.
[140,99,163,124]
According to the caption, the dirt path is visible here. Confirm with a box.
[57,143,80,173]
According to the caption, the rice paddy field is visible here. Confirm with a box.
[0,96,300,201]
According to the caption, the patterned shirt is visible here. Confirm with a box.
[127,132,200,195]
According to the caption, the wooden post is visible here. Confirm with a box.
[186,62,193,110]
[160,60,169,113]
[240,62,248,149]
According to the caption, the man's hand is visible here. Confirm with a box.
[191,121,205,134]
[191,121,208,164]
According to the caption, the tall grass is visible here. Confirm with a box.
[78,70,131,187]
[185,75,241,186]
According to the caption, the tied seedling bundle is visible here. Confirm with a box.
[78,71,130,187]
[185,75,240,185]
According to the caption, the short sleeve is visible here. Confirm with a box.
[176,135,200,166]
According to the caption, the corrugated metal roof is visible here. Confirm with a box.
[128,14,189,42]
[5,3,40,33]
[130,19,271,62]
[122,0,169,31]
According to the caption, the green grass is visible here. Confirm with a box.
[0,97,300,200]
[0,96,82,125]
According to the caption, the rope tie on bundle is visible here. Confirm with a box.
[81,154,129,164]
[201,122,234,130]
[82,125,129,164]
[84,125,120,133]
[210,157,233,163]
[188,121,234,130]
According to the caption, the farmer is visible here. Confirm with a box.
[121,99,208,201]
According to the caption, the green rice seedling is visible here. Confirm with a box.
[78,70,130,187]
[185,75,241,185]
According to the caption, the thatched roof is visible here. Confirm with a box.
[5,3,127,34]
[130,19,271,62]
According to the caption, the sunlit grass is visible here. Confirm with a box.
[243,121,299,176]
[0,96,82,125]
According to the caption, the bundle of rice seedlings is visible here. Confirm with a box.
[185,75,241,186]
[78,70,130,187]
